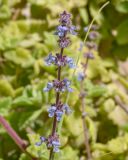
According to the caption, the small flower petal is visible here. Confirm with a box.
[77,72,85,81]
[66,57,76,68]
[56,110,63,121]
[44,53,55,66]
[43,82,53,92]
[53,147,60,152]
[63,104,72,115]
[35,141,42,146]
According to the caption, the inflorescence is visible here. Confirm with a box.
[77,24,99,81]
[36,11,77,153]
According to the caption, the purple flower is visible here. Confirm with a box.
[91,24,99,30]
[63,78,73,92]
[44,53,55,66]
[63,104,72,115]
[89,31,99,40]
[46,134,60,152]
[58,37,71,48]
[84,26,88,32]
[52,140,61,152]
[66,57,76,68]
[84,52,94,59]
[40,136,46,142]
[35,141,42,146]
[86,41,97,50]
[59,11,71,25]
[55,25,68,37]
[77,72,85,81]
[54,54,67,67]
[84,24,99,33]
[43,82,53,92]
[47,105,56,118]
[56,110,63,121]
[35,136,46,146]
[69,25,77,35]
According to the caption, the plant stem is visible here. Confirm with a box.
[0,115,38,160]
[0,115,26,151]
[49,48,64,160]
[81,98,92,160]
[80,58,92,160]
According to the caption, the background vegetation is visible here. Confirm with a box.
[0,0,128,160]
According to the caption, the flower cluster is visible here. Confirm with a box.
[45,53,76,68]
[36,134,60,153]
[36,11,77,154]
[84,24,99,51]
[77,24,98,81]
[55,11,77,48]
[48,103,72,121]
[43,78,73,93]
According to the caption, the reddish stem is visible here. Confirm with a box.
[0,115,26,151]
[0,115,38,160]
[80,58,92,160]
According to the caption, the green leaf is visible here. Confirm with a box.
[103,99,115,113]
[0,97,12,116]
[27,134,49,159]
[0,5,11,20]
[115,1,128,13]
[4,48,35,68]
[107,135,128,154]
[19,108,43,130]
[79,8,88,24]
[55,146,79,160]
[87,85,107,98]
[19,153,31,160]
[65,113,83,137]
[0,79,14,97]
[13,96,34,106]
[116,19,128,45]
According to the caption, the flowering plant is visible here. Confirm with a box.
[36,11,77,159]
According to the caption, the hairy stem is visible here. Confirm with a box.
[0,115,38,160]
[80,58,92,160]
[81,98,92,160]
[49,48,64,160]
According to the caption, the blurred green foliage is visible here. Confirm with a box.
[0,0,128,160]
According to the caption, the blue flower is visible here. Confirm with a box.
[44,53,55,66]
[69,25,77,35]
[56,110,63,121]
[84,26,88,32]
[52,140,60,153]
[89,31,99,40]
[40,136,46,142]
[84,52,94,59]
[35,136,46,146]
[43,82,53,92]
[47,105,56,117]
[55,25,68,37]
[77,72,85,81]
[63,104,72,115]
[58,37,71,48]
[66,57,76,68]
[63,78,73,92]
[59,11,71,25]
[35,141,42,146]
